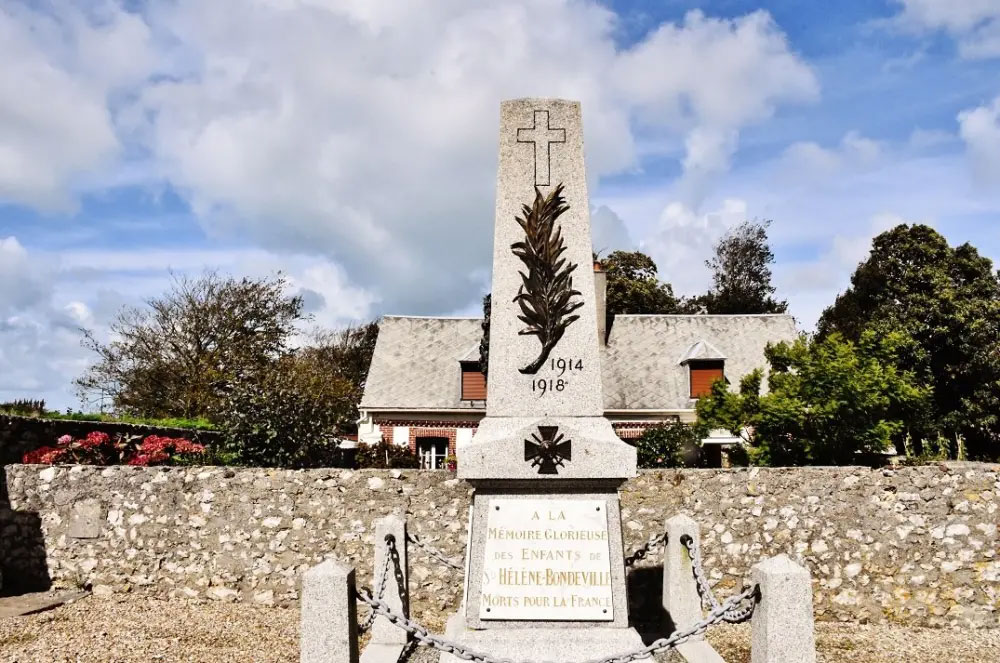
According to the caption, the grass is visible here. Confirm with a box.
[0,409,218,431]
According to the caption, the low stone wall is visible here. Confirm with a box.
[0,414,222,466]
[1,464,997,629]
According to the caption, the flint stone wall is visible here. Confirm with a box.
[0,414,222,466]
[1,464,997,629]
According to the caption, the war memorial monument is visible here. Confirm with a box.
[300,99,817,663]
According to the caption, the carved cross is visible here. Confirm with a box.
[516,110,566,187]
[524,425,572,475]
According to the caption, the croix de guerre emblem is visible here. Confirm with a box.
[523,425,572,475]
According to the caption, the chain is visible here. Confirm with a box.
[360,534,396,632]
[680,534,757,624]
[406,531,464,570]
[355,582,758,663]
[623,532,665,567]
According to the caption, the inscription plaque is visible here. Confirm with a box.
[479,498,613,621]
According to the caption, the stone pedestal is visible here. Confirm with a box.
[439,612,646,663]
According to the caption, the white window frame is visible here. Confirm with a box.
[416,437,449,470]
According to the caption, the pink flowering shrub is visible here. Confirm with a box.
[22,431,205,466]
[127,435,206,466]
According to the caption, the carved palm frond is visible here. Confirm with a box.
[511,183,583,374]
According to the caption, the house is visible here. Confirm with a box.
[357,268,798,468]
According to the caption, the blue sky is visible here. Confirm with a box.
[1,0,999,410]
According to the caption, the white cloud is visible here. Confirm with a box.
[0,237,376,409]
[958,95,1000,186]
[614,10,818,207]
[891,0,1000,59]
[590,205,634,255]
[61,1,811,314]
[0,2,822,406]
[0,236,52,313]
[0,3,153,211]
[641,198,749,295]
[777,212,925,329]
[779,131,883,181]
[830,212,914,268]
[907,127,955,150]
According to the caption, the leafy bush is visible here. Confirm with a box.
[696,331,930,466]
[356,441,419,469]
[22,432,205,466]
[216,354,355,467]
[635,422,701,469]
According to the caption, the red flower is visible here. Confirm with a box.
[23,447,54,463]
[80,431,111,449]
[23,446,69,464]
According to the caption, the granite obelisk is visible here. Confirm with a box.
[459,98,635,480]
[445,99,640,661]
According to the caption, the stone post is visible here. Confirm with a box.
[751,554,816,663]
[370,515,409,644]
[662,514,702,633]
[301,559,359,663]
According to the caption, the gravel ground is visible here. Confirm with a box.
[1,596,997,663]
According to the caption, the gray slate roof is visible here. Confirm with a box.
[361,314,798,412]
[602,315,797,410]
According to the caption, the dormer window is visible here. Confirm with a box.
[679,339,727,399]
[460,361,487,401]
[688,359,725,399]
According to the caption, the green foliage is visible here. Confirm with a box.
[818,224,1000,460]
[635,422,701,468]
[696,332,930,466]
[699,220,787,314]
[511,184,584,374]
[76,271,306,420]
[355,441,420,469]
[0,399,46,416]
[602,250,691,315]
[0,407,217,431]
[171,445,241,467]
[302,320,381,433]
[216,353,355,467]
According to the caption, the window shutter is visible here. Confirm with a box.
[689,360,724,398]
[461,363,487,401]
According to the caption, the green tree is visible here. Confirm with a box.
[216,352,356,467]
[602,250,692,315]
[818,224,1000,459]
[304,320,380,432]
[76,272,305,419]
[699,221,787,314]
[696,332,930,466]
[634,421,702,468]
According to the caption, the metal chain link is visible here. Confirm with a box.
[406,531,464,570]
[359,534,396,632]
[623,532,665,567]
[355,582,758,663]
[680,534,757,624]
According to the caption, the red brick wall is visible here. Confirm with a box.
[408,427,458,456]
[369,420,486,459]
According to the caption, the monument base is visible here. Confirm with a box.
[359,643,407,663]
[459,416,636,481]
[438,612,646,663]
